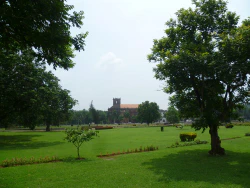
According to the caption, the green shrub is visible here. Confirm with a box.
[245,133,250,136]
[179,132,197,142]
[225,124,234,128]
[167,139,208,148]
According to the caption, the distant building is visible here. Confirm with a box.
[108,98,138,123]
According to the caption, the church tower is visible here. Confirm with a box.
[113,98,121,108]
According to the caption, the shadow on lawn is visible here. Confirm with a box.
[0,135,63,150]
[142,149,250,187]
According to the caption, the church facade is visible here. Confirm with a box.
[108,98,138,123]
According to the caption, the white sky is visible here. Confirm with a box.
[50,0,250,111]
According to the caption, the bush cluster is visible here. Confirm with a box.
[179,132,197,142]
[1,156,60,167]
[245,133,250,136]
[225,124,234,128]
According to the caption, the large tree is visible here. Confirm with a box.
[137,101,161,125]
[0,1,85,128]
[0,48,76,130]
[0,0,87,69]
[148,0,250,155]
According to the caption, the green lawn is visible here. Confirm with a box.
[0,126,250,188]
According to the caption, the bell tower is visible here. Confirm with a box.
[113,98,121,108]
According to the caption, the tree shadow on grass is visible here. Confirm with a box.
[0,135,63,150]
[142,149,250,187]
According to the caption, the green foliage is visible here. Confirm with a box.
[68,109,108,125]
[1,156,59,167]
[148,0,250,130]
[168,139,208,148]
[123,110,131,122]
[108,110,120,124]
[97,145,159,157]
[235,104,250,120]
[245,133,250,136]
[179,132,197,142]
[137,101,161,125]
[0,0,87,69]
[225,124,234,128]
[131,115,138,123]
[0,49,77,129]
[64,126,98,158]
[165,106,180,124]
[89,101,99,124]
[148,0,250,154]
[0,0,86,128]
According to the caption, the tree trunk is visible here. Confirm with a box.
[209,125,225,155]
[77,147,80,159]
[46,124,50,132]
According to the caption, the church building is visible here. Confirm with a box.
[108,98,138,123]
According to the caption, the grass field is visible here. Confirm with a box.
[0,125,250,188]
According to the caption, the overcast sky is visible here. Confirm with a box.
[50,0,250,111]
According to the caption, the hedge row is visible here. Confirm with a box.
[92,126,113,130]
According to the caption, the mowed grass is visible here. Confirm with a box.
[0,126,250,188]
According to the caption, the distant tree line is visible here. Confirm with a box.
[235,105,250,121]
[68,110,108,125]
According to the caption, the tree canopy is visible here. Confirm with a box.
[0,1,85,129]
[148,0,250,155]
[0,0,87,69]
[137,101,161,125]
[0,48,77,129]
[165,106,180,124]
[65,127,98,159]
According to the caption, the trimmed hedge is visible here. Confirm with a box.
[92,126,113,130]
[167,139,208,148]
[180,132,197,142]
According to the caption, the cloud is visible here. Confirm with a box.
[95,52,125,71]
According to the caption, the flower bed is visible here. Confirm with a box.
[1,156,61,168]
[97,145,158,158]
